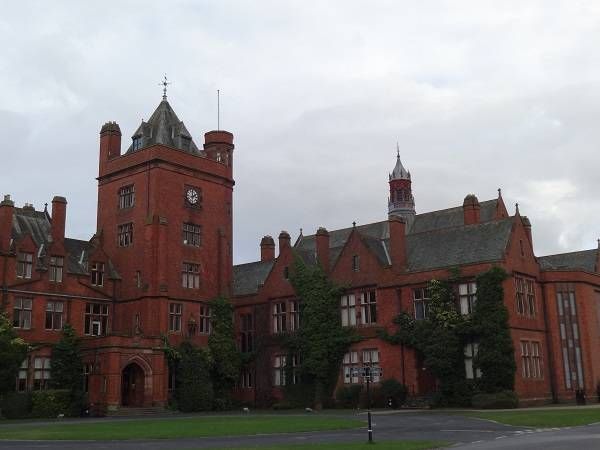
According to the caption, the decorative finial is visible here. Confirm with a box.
[396,142,400,159]
[44,203,48,212]
[352,221,356,228]
[597,238,599,249]
[515,202,520,215]
[498,188,502,197]
[299,228,303,235]
[159,75,171,101]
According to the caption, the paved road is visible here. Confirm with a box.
[0,411,599,449]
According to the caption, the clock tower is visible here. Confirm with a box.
[96,93,235,340]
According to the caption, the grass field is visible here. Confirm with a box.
[465,408,600,427]
[0,415,362,440]
[194,442,448,450]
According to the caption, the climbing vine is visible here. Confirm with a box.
[286,255,357,409]
[381,267,515,405]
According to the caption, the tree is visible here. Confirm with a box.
[0,313,28,395]
[208,296,241,409]
[50,324,83,390]
[471,267,515,392]
[288,256,356,409]
[175,341,213,412]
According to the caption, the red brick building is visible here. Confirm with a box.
[1,96,599,411]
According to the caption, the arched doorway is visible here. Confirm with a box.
[121,363,145,407]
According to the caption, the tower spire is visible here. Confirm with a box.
[159,75,171,101]
[388,146,415,228]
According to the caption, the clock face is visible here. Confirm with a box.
[186,188,199,205]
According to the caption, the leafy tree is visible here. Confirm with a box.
[471,267,515,392]
[0,313,28,395]
[208,296,241,409]
[288,256,356,409]
[50,324,83,390]
[175,341,213,412]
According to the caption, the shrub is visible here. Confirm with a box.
[379,379,408,407]
[471,390,519,409]
[31,389,72,418]
[175,342,213,412]
[335,385,362,408]
[0,392,32,419]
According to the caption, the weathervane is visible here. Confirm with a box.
[159,75,171,100]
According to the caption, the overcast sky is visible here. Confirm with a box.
[1,1,599,264]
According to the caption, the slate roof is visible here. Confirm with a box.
[11,207,51,246]
[10,207,119,278]
[126,99,201,154]
[409,200,498,234]
[538,249,598,273]
[233,260,275,296]
[403,218,513,271]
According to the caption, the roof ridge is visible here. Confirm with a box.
[539,248,597,259]
[406,216,513,237]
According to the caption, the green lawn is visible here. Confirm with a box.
[465,408,600,427]
[0,415,362,440]
[195,442,448,450]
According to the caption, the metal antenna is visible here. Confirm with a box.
[217,89,220,131]
[159,75,171,100]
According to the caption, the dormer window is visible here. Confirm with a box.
[16,252,33,279]
[91,262,105,287]
[132,136,143,151]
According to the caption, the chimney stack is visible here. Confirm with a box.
[463,194,480,225]
[260,235,275,261]
[315,227,330,272]
[278,231,291,256]
[0,194,15,253]
[99,122,122,175]
[388,215,407,271]
[51,196,67,243]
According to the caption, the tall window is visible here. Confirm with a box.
[49,256,63,283]
[413,288,430,320]
[169,303,182,332]
[183,223,202,247]
[459,282,477,315]
[521,340,543,379]
[240,313,254,353]
[118,185,135,209]
[45,301,63,330]
[84,303,109,336]
[290,354,301,384]
[352,255,360,272]
[239,369,253,388]
[132,136,143,151]
[464,342,481,379]
[13,298,32,329]
[516,276,536,317]
[199,305,211,334]
[343,351,359,384]
[182,262,200,289]
[274,355,286,386]
[16,252,33,279]
[83,363,93,393]
[91,262,105,287]
[33,357,51,390]
[289,300,300,331]
[362,349,381,382]
[118,223,134,247]
[273,302,287,333]
[360,291,377,325]
[16,360,28,392]
[340,294,357,327]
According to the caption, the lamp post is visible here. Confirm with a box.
[365,365,373,443]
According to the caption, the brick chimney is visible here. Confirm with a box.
[51,196,67,243]
[315,227,330,272]
[278,231,291,256]
[0,194,15,253]
[260,235,275,261]
[99,122,121,176]
[463,194,480,225]
[388,215,407,271]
